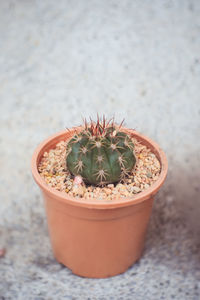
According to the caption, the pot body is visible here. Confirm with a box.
[32,128,168,278]
[43,189,154,278]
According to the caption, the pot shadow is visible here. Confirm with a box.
[144,163,200,275]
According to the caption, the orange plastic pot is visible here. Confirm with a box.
[31,128,168,278]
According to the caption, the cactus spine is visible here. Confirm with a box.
[66,117,136,186]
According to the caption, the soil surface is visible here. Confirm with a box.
[38,136,161,200]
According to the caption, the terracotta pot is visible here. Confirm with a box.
[31,128,168,278]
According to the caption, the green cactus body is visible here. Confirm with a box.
[66,120,136,186]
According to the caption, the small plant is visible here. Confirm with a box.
[66,116,136,185]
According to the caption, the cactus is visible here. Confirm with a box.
[66,117,136,186]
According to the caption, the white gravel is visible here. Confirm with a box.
[38,135,161,200]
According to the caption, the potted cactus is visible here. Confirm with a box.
[32,117,168,278]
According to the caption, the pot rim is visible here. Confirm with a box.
[31,128,168,209]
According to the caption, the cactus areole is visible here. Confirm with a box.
[66,118,136,186]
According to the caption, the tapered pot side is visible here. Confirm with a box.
[32,128,168,278]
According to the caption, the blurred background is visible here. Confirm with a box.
[0,0,200,299]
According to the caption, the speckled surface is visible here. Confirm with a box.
[0,0,200,299]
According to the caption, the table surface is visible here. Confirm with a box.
[0,0,200,299]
